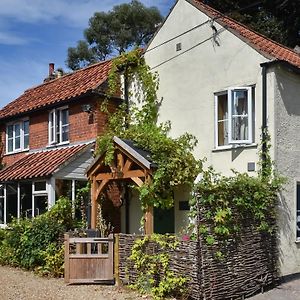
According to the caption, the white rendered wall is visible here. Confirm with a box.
[144,0,275,176]
[274,66,300,276]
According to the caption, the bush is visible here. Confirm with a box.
[0,197,73,276]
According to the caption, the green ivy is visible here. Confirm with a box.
[97,49,202,213]
[189,130,285,254]
[128,234,188,299]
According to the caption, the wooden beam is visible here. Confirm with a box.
[131,177,144,187]
[95,179,109,199]
[95,170,145,181]
[144,206,153,235]
[91,179,98,229]
[123,158,133,173]
[117,152,124,170]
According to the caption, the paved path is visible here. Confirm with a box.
[0,265,145,300]
[249,279,300,300]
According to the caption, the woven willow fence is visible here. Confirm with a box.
[118,226,278,300]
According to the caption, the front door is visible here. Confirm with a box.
[154,207,175,234]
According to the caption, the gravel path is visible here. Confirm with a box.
[0,265,146,300]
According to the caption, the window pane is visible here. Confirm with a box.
[7,125,13,138]
[61,109,68,125]
[232,90,248,116]
[232,117,248,141]
[23,120,29,135]
[7,139,13,152]
[218,120,228,145]
[34,181,46,192]
[24,135,29,149]
[15,136,21,149]
[35,195,48,216]
[20,182,32,218]
[56,179,72,199]
[217,94,228,146]
[14,123,21,137]
[61,125,69,142]
[6,184,17,223]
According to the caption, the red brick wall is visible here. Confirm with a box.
[1,96,119,167]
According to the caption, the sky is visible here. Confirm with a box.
[0,0,174,108]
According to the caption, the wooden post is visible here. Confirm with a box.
[114,234,121,286]
[91,179,97,229]
[144,206,153,234]
[64,233,70,284]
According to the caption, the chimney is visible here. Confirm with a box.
[49,63,55,76]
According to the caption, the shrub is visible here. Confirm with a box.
[0,197,72,276]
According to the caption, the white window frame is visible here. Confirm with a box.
[215,87,253,148]
[6,119,29,154]
[48,106,69,146]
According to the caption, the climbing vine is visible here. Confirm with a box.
[97,49,202,212]
[189,130,285,256]
[129,234,188,299]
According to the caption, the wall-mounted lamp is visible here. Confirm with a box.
[82,104,92,113]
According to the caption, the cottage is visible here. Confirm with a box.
[143,0,300,276]
[0,61,120,227]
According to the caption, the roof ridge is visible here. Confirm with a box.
[190,0,300,61]
[24,58,113,94]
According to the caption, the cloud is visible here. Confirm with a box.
[0,59,47,107]
[0,31,28,45]
[0,0,172,28]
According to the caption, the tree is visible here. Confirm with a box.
[66,0,163,70]
[203,0,300,48]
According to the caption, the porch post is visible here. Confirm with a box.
[144,206,153,234]
[91,178,98,229]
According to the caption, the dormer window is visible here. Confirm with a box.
[6,119,29,154]
[48,107,69,145]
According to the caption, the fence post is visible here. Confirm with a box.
[114,234,121,286]
[64,233,70,284]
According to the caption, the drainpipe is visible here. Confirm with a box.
[260,62,270,174]
[262,64,268,162]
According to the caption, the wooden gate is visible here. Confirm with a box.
[64,233,114,284]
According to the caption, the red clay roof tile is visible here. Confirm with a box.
[0,144,89,181]
[190,0,300,68]
[0,59,112,120]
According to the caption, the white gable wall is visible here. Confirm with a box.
[145,0,275,175]
[274,65,300,276]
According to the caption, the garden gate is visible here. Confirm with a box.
[64,234,114,284]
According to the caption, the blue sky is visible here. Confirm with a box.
[0,0,174,108]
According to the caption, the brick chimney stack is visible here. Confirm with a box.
[49,63,55,76]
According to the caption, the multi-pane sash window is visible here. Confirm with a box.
[6,119,29,153]
[48,107,69,145]
[215,87,253,147]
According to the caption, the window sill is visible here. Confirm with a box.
[212,143,257,152]
[47,141,70,149]
[4,148,29,156]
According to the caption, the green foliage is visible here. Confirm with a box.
[190,130,285,254]
[129,234,188,299]
[203,0,300,47]
[0,197,73,276]
[97,49,202,213]
[66,0,163,70]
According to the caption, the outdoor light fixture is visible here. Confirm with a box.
[81,104,92,113]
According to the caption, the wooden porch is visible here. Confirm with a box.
[86,136,156,234]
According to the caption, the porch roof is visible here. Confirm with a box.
[0,144,90,181]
